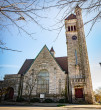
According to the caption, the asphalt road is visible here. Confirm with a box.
[0,107,101,110]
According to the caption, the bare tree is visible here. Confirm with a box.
[57,0,101,36]
[0,0,101,51]
[24,70,37,103]
[0,0,50,51]
[41,0,101,39]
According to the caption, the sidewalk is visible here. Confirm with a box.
[0,101,101,109]
[63,104,101,109]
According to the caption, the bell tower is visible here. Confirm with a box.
[65,6,94,103]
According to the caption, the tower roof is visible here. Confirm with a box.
[50,47,55,52]
[65,14,76,20]
[75,5,82,13]
[75,5,80,9]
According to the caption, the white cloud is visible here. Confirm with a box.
[0,65,19,68]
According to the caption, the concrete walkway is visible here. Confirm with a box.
[0,102,101,109]
[0,105,101,110]
[64,104,101,109]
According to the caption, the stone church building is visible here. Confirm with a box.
[1,6,94,104]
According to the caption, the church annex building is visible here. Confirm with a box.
[0,6,94,104]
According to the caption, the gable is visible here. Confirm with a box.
[18,45,68,75]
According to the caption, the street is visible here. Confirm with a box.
[0,107,101,110]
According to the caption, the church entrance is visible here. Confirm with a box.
[5,87,14,100]
[75,88,83,98]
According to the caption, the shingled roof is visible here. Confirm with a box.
[18,56,68,75]
[18,59,33,75]
[65,14,76,20]
[55,57,68,73]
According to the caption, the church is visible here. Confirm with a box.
[0,6,94,104]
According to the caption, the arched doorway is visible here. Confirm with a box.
[75,88,83,98]
[5,87,14,100]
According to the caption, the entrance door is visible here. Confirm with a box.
[5,87,14,100]
[75,88,83,98]
[9,87,14,99]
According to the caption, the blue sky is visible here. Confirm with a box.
[0,6,101,91]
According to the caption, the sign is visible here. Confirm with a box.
[40,94,45,98]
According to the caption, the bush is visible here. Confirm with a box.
[58,98,68,103]
[43,98,54,103]
[30,98,40,103]
[16,97,26,102]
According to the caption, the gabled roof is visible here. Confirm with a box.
[18,45,68,75]
[18,59,33,75]
[18,56,68,75]
[55,57,68,73]
[65,14,76,20]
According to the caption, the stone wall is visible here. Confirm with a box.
[65,7,94,104]
[22,46,67,99]
[75,7,94,104]
[3,74,21,97]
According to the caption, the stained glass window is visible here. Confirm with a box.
[37,70,49,94]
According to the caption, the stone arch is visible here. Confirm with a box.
[5,87,14,100]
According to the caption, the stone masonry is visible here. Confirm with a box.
[1,6,94,104]
[22,46,66,99]
[65,6,94,103]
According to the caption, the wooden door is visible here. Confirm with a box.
[75,88,83,98]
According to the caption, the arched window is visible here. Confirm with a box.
[68,26,70,31]
[71,26,73,31]
[37,70,49,94]
[74,26,76,31]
